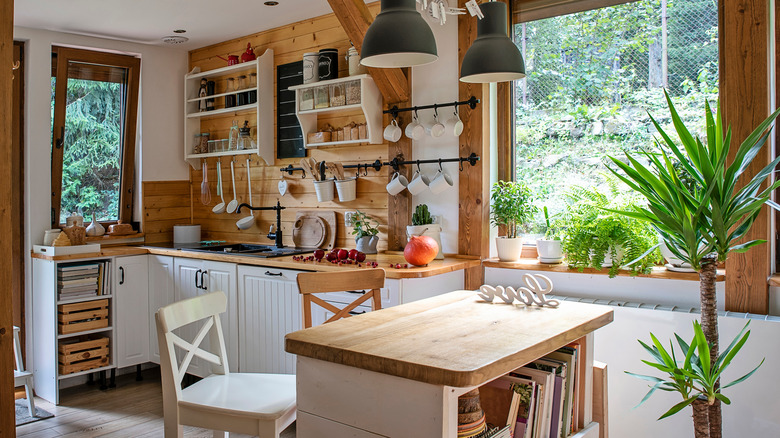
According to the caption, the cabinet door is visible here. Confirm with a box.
[173,258,209,377]
[148,255,175,364]
[237,266,302,374]
[115,255,150,368]
[202,260,238,372]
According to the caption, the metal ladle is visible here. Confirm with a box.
[226,160,239,213]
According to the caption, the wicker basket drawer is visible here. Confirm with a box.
[57,299,109,335]
[58,334,110,375]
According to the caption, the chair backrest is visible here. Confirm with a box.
[13,326,23,373]
[296,269,385,328]
[155,291,229,400]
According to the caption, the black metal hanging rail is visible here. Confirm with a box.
[383,96,480,118]
[279,153,480,179]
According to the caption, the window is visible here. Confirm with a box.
[51,47,140,227]
[511,0,718,225]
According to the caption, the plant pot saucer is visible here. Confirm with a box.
[539,256,563,264]
[665,263,696,273]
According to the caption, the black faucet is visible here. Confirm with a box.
[236,201,286,248]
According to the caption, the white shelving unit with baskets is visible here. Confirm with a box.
[33,257,115,404]
[184,48,274,169]
[288,74,383,149]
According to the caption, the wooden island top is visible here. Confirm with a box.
[285,290,613,388]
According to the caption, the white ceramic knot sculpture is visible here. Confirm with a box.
[477,274,560,308]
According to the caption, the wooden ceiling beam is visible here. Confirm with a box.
[327,0,411,103]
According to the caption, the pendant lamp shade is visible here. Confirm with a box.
[460,1,525,83]
[360,0,438,68]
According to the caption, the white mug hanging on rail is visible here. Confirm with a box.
[477,274,559,308]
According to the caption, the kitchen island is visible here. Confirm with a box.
[285,290,613,437]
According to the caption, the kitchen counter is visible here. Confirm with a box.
[285,290,613,437]
[30,244,480,279]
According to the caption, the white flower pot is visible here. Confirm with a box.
[496,237,523,262]
[536,239,563,263]
[406,224,443,259]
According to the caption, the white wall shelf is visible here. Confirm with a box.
[288,74,383,149]
[184,49,274,169]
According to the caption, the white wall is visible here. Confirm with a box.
[14,26,189,363]
[410,18,460,254]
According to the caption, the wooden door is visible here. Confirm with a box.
[148,255,175,364]
[115,255,150,368]
[237,266,302,374]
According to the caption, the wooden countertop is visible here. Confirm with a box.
[483,258,726,282]
[285,290,613,387]
[30,245,480,279]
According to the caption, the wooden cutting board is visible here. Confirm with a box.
[292,215,326,248]
[295,210,337,249]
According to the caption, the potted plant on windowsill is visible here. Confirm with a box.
[490,180,537,262]
[607,91,780,437]
[536,206,563,263]
[407,204,443,259]
[560,183,660,277]
[351,210,379,254]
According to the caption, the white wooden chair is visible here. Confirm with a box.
[296,269,385,328]
[14,326,36,417]
[156,291,296,437]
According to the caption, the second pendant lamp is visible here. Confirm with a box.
[360,0,438,68]
[460,1,525,83]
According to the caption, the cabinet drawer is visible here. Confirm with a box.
[243,266,302,282]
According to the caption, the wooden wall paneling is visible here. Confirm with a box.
[458,0,491,289]
[188,8,402,252]
[12,41,24,357]
[386,99,413,251]
[721,0,772,313]
[142,181,192,243]
[1,0,16,432]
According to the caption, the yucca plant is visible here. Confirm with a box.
[607,90,780,437]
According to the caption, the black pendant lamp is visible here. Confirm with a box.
[360,0,438,68]
[460,1,525,83]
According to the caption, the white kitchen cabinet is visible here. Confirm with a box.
[173,258,238,376]
[114,255,150,368]
[148,255,175,364]
[237,266,303,374]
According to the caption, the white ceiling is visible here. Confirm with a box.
[14,0,335,50]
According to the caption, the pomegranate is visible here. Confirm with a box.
[348,249,359,260]
[325,252,338,262]
[338,249,349,260]
[355,252,366,262]
[314,249,325,260]
[404,235,439,267]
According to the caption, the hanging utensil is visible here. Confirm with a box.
[334,162,346,181]
[237,159,255,230]
[200,160,211,205]
[307,157,319,181]
[212,160,226,214]
[227,160,239,213]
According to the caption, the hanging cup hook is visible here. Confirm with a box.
[460,159,465,172]
[438,158,443,172]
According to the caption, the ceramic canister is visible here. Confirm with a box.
[303,52,319,84]
[318,48,339,81]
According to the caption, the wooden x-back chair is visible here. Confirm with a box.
[296,269,386,328]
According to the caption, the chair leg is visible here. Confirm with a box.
[212,431,226,438]
[24,381,35,417]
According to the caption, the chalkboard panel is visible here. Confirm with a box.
[277,61,305,159]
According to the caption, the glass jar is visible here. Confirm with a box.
[220,139,229,152]
[248,73,257,104]
[300,88,314,111]
[225,77,236,108]
[228,120,240,150]
[207,140,218,153]
[314,85,329,109]
[329,83,345,107]
[345,80,361,105]
[238,121,252,151]
[237,75,248,106]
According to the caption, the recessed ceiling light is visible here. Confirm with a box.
[264,1,279,5]
[173,29,187,34]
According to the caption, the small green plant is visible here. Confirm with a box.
[560,182,661,277]
[351,210,379,239]
[490,180,537,239]
[542,206,562,240]
[411,204,433,226]
[627,321,762,430]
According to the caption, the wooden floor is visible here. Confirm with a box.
[15,369,296,438]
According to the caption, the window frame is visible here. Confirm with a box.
[50,46,140,228]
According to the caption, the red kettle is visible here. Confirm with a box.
[241,43,256,63]
[217,54,239,65]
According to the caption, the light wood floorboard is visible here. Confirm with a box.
[15,369,296,438]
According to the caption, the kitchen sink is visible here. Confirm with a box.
[182,243,316,258]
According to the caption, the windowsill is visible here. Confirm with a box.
[483,258,725,282]
[85,232,144,246]
[767,274,780,287]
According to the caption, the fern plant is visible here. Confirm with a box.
[560,182,661,277]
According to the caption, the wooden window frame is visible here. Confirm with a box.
[50,46,140,228]
[501,0,776,313]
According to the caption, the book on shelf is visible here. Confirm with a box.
[481,376,523,433]
[545,347,579,438]
[57,260,110,298]
[511,366,555,438]
[500,375,537,438]
[529,358,567,438]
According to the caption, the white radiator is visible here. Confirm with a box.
[548,295,780,437]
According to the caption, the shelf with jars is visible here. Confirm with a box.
[288,74,382,149]
[184,48,274,169]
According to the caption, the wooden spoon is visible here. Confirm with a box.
[334,162,345,181]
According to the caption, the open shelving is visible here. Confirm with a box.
[288,74,383,149]
[184,49,274,168]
